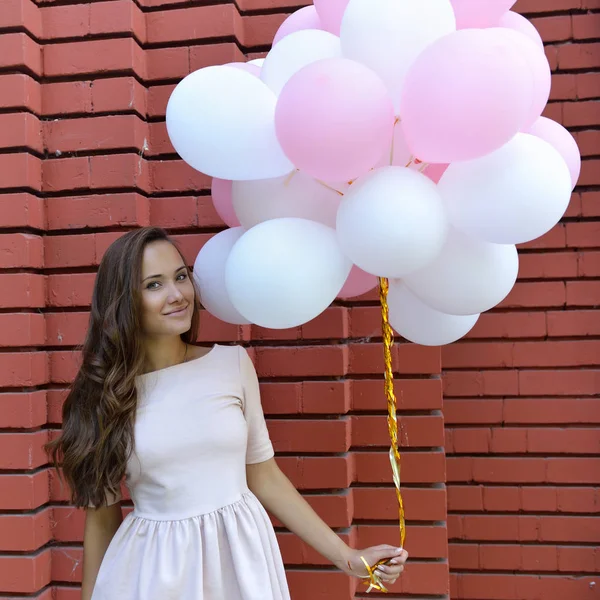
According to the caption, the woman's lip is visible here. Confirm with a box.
[165,305,189,316]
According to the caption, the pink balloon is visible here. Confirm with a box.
[492,27,551,129]
[226,62,261,77]
[499,11,544,49]
[338,266,378,299]
[528,117,581,189]
[451,0,516,28]
[275,58,394,181]
[273,6,323,45]
[313,0,349,35]
[211,178,240,227]
[400,29,534,163]
[422,163,449,184]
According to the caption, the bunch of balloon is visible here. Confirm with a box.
[166,0,580,591]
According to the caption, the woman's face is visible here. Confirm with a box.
[139,240,195,337]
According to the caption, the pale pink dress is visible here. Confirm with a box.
[90,344,291,600]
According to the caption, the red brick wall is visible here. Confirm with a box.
[0,1,597,600]
[442,2,600,599]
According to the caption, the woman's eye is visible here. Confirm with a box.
[177,272,188,281]
[146,281,160,290]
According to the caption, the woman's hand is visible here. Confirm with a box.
[337,545,408,587]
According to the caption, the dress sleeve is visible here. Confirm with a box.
[238,346,274,464]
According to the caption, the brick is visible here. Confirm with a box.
[353,487,447,522]
[89,154,151,192]
[0,510,52,552]
[0,153,42,191]
[0,273,46,308]
[150,196,199,228]
[443,370,519,397]
[350,378,443,411]
[0,233,43,268]
[557,42,600,70]
[0,33,42,76]
[518,251,578,279]
[0,430,48,469]
[42,156,90,192]
[563,100,600,128]
[0,472,50,511]
[0,391,46,428]
[47,194,149,230]
[260,381,350,416]
[355,451,446,485]
[572,13,600,39]
[40,3,89,39]
[566,280,600,306]
[0,197,42,231]
[0,552,51,594]
[466,312,546,339]
[277,456,353,490]
[578,159,600,186]
[44,234,95,269]
[548,310,600,338]
[454,573,598,600]
[505,399,600,427]
[43,81,93,116]
[44,115,148,155]
[43,38,147,79]
[0,0,43,37]
[269,419,350,453]
[348,342,441,375]
[146,47,189,81]
[532,15,572,42]
[444,399,504,425]
[0,313,45,347]
[519,370,600,396]
[566,222,600,248]
[0,74,41,113]
[0,112,42,153]
[45,312,89,346]
[575,130,600,157]
[189,43,244,73]
[576,72,600,99]
[145,5,238,45]
[352,414,445,448]
[150,160,211,193]
[0,352,49,387]
[47,273,95,307]
[500,282,566,309]
[90,0,146,43]
[92,77,147,115]
[49,350,81,384]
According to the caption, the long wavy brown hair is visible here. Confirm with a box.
[46,227,200,508]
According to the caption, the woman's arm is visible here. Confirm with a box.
[81,503,122,600]
[247,458,407,585]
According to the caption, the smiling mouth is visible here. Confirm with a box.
[165,305,189,316]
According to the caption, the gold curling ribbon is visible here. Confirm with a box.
[360,277,406,594]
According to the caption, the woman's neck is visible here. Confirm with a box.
[143,336,188,373]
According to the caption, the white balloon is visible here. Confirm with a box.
[261,29,342,96]
[193,228,250,325]
[232,171,343,229]
[166,66,294,181]
[340,0,456,112]
[404,229,519,316]
[440,133,572,245]
[248,58,265,67]
[225,218,352,329]
[336,167,448,278]
[388,280,479,346]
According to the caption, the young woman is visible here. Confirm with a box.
[48,227,408,599]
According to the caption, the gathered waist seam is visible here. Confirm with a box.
[129,490,254,522]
